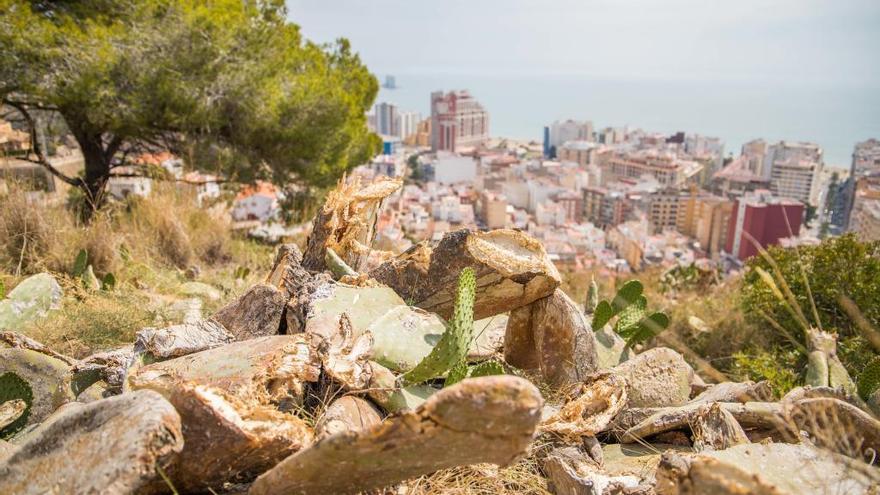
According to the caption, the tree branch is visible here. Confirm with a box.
[2,100,81,187]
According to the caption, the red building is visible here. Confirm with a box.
[430,90,489,152]
[726,190,804,260]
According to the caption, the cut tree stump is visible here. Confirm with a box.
[249,375,543,495]
[211,284,287,340]
[0,390,183,495]
[370,229,561,320]
[302,176,403,273]
[691,403,750,452]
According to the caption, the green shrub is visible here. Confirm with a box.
[731,348,800,397]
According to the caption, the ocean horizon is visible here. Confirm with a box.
[377,72,880,168]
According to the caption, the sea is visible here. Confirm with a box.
[377,73,880,168]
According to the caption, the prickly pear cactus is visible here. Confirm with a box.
[858,356,880,401]
[590,279,668,348]
[401,268,476,385]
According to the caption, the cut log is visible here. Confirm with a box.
[68,346,134,394]
[302,175,403,273]
[128,335,319,491]
[370,229,561,320]
[611,347,694,408]
[134,319,233,360]
[503,304,540,370]
[0,390,183,495]
[541,372,628,441]
[315,396,383,439]
[655,443,880,495]
[691,403,750,452]
[249,376,543,495]
[0,332,75,365]
[619,402,788,443]
[212,283,287,340]
[688,381,773,404]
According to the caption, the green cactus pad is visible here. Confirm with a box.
[402,268,476,385]
[858,356,880,401]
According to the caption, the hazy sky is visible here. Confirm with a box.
[286,0,880,86]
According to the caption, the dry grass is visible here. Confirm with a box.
[407,457,551,495]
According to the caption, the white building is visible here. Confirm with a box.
[769,159,822,206]
[433,152,476,184]
[547,119,594,150]
[396,111,422,140]
[232,182,281,222]
[107,167,152,199]
[182,172,221,205]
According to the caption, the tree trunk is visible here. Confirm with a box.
[70,129,110,220]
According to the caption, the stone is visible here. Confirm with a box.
[505,289,600,386]
[128,335,319,492]
[168,297,203,324]
[315,396,383,439]
[655,443,880,495]
[0,390,183,495]
[69,346,134,394]
[611,347,693,408]
[602,444,692,485]
[0,400,26,431]
[0,273,63,330]
[469,313,507,360]
[370,228,561,321]
[250,376,543,495]
[593,326,634,369]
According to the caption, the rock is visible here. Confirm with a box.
[179,281,222,301]
[302,175,403,273]
[688,381,773,404]
[135,319,233,360]
[544,446,641,495]
[212,283,287,340]
[0,390,183,495]
[250,376,543,495]
[503,303,540,370]
[315,396,383,439]
[612,347,693,408]
[505,289,600,386]
[370,228,561,321]
[0,331,75,364]
[0,273,63,330]
[690,403,750,452]
[655,443,880,495]
[0,348,72,438]
[541,372,628,441]
[0,439,13,463]
[128,335,318,492]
